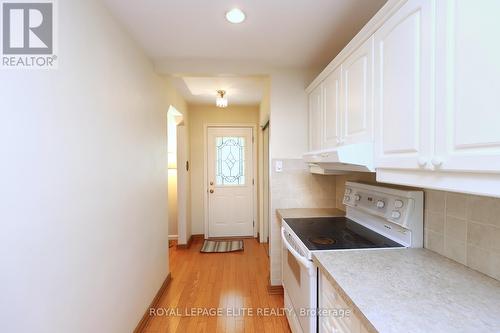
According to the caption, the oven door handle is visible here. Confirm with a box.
[281,227,315,274]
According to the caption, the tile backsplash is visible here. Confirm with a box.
[334,174,500,281]
[423,190,500,281]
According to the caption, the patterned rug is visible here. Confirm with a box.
[200,240,244,253]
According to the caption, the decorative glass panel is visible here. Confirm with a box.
[215,136,245,185]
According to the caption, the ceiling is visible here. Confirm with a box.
[103,0,387,105]
[171,76,267,106]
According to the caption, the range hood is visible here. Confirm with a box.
[303,143,375,174]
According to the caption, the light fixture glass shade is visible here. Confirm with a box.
[216,90,228,108]
[226,8,246,24]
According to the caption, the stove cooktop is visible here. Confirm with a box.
[284,217,404,251]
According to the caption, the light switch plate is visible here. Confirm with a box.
[275,160,283,172]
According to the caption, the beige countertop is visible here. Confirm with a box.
[276,208,345,220]
[313,248,500,333]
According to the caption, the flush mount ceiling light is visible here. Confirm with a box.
[225,8,246,24]
[216,90,228,108]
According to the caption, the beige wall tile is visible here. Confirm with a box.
[467,195,495,225]
[444,216,467,243]
[424,230,444,255]
[444,236,466,265]
[425,211,445,234]
[467,244,493,278]
[446,193,468,219]
[467,222,498,251]
[425,190,446,213]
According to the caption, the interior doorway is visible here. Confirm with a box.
[167,106,190,245]
[205,125,257,238]
[262,121,270,253]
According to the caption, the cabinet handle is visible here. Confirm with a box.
[432,157,444,168]
[417,157,428,168]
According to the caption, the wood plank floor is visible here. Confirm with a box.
[142,238,291,333]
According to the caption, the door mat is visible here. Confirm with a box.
[200,240,244,253]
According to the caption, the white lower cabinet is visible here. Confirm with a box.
[318,270,369,333]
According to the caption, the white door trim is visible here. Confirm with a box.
[203,123,258,239]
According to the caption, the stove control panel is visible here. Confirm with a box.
[343,184,416,229]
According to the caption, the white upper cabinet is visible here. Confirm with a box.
[307,37,373,152]
[322,66,342,148]
[434,0,500,172]
[305,0,500,196]
[374,0,435,170]
[309,84,323,151]
[343,36,374,146]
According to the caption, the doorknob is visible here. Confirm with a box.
[210,189,214,194]
[210,181,214,186]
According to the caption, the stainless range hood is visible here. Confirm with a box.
[303,143,375,174]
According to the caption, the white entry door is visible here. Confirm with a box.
[207,127,254,237]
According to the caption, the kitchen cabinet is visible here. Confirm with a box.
[305,0,500,196]
[318,270,369,333]
[373,0,435,170]
[342,37,374,146]
[375,0,500,196]
[309,84,323,151]
[322,66,342,149]
[308,37,373,151]
[434,0,500,173]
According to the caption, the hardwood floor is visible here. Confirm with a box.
[142,238,291,333]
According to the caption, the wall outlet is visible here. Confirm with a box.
[275,160,283,173]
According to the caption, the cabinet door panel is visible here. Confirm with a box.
[374,0,435,169]
[309,85,323,151]
[343,37,374,145]
[435,0,500,171]
[322,66,342,149]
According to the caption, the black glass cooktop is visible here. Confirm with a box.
[284,217,404,251]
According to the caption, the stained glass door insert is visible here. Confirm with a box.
[215,136,245,185]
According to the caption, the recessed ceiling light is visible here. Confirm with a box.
[226,8,246,24]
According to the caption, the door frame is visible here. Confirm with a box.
[203,123,258,239]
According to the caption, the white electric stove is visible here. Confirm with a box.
[281,182,423,333]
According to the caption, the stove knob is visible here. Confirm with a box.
[391,210,401,219]
[344,195,350,202]
[354,194,361,201]
[376,200,385,208]
[394,200,404,208]
[345,188,352,195]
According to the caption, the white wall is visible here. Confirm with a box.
[268,69,316,285]
[269,70,315,159]
[0,0,175,332]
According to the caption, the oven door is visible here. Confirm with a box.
[281,227,317,333]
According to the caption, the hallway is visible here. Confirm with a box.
[142,239,291,333]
